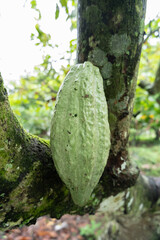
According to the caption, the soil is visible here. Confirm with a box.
[1,211,160,240]
[0,214,91,240]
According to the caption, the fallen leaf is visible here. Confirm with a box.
[36,230,58,238]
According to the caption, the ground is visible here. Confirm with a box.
[129,139,160,176]
[1,210,160,240]
[0,215,93,240]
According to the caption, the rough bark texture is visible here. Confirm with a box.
[77,0,146,190]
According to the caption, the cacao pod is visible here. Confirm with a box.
[50,61,110,206]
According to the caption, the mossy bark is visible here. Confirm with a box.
[77,0,146,190]
[0,75,73,229]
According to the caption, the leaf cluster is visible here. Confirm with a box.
[132,17,160,138]
[9,60,70,138]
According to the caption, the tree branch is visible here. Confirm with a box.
[0,74,68,229]
[143,27,160,43]
[139,61,160,95]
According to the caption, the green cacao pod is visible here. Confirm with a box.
[50,61,110,206]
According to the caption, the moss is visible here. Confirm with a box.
[126,175,153,215]
[88,47,107,67]
[0,104,23,183]
[27,132,50,147]
[108,113,117,132]
[85,5,102,28]
[88,47,113,79]
[138,19,145,44]
[112,9,123,25]
[0,73,7,101]
[104,71,126,103]
[88,36,100,49]
[98,192,125,213]
[101,62,113,79]
[109,34,131,57]
[117,95,129,111]
[0,80,56,229]
[8,161,41,210]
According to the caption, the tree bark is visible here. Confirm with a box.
[77,0,146,190]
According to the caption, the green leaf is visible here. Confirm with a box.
[31,0,37,9]
[35,23,40,33]
[60,0,69,13]
[60,0,67,7]
[55,4,60,19]
[30,33,35,40]
[36,9,42,20]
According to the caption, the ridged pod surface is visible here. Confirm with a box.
[50,62,110,206]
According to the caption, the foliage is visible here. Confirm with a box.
[9,61,70,138]
[9,0,77,138]
[55,0,77,30]
[131,17,160,140]
[31,0,77,32]
[8,1,160,142]
[133,88,160,131]
[80,220,101,240]
[129,143,160,177]
[144,17,160,43]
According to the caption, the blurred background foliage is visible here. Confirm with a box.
[8,0,160,176]
[9,0,77,139]
[131,17,160,142]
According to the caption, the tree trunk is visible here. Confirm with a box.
[77,0,146,190]
[1,0,160,233]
